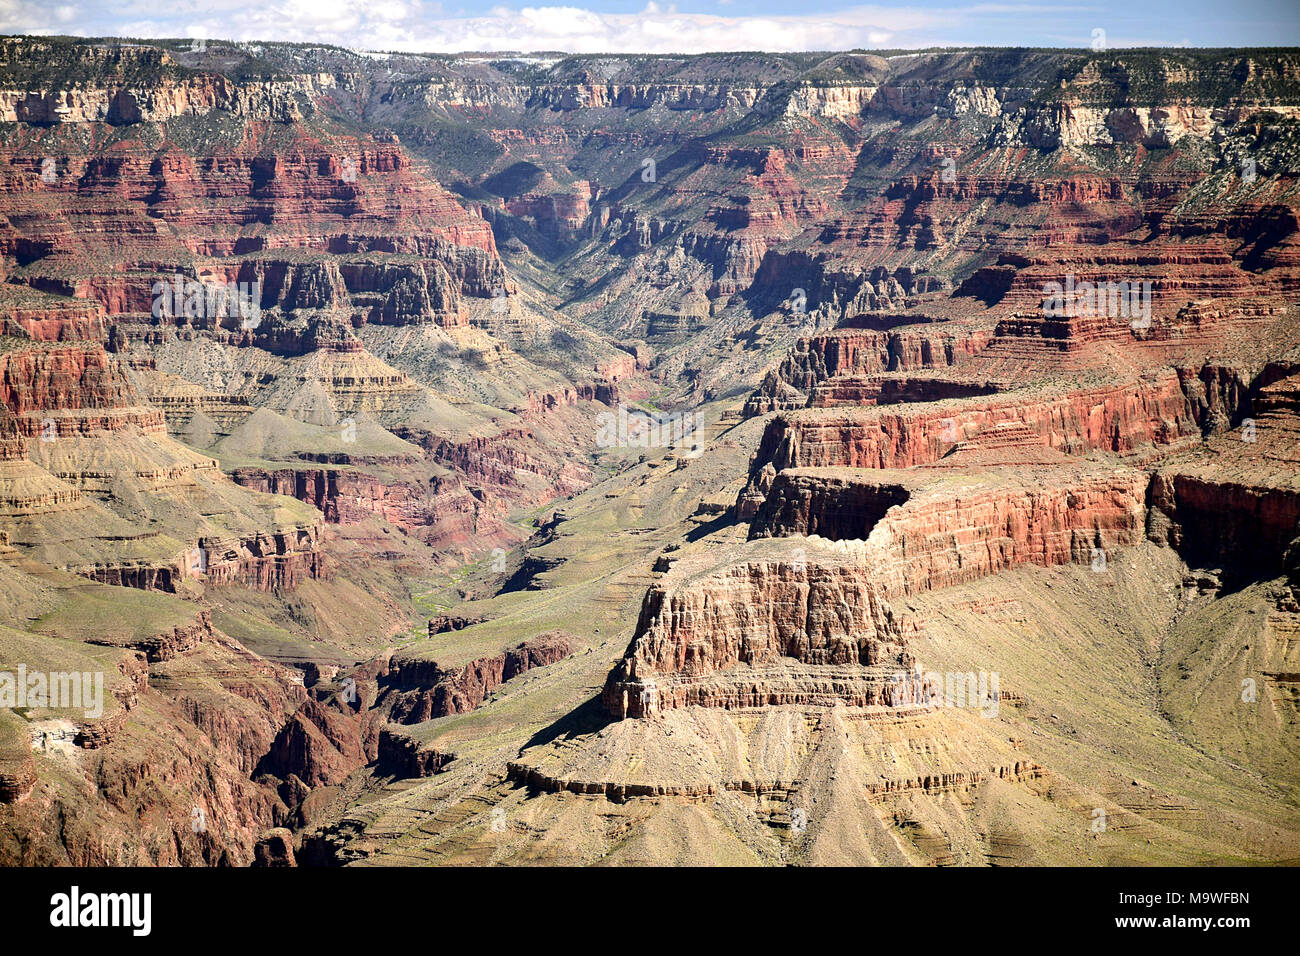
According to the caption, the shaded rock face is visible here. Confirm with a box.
[228,459,571,560]
[863,473,1149,595]
[254,656,391,799]
[385,632,573,723]
[257,696,372,790]
[1149,370,1300,579]
[230,467,429,527]
[752,470,1148,563]
[253,828,296,867]
[375,729,454,778]
[750,474,909,540]
[1151,474,1300,575]
[338,259,463,326]
[231,468,352,521]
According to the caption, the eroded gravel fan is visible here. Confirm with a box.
[0,38,1298,866]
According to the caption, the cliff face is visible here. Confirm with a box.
[1151,473,1300,571]
[0,345,138,417]
[745,326,997,415]
[602,557,907,718]
[863,471,1148,595]
[609,465,1147,717]
[1149,369,1300,577]
[0,40,323,124]
[258,696,375,790]
[385,632,573,722]
[738,373,1201,517]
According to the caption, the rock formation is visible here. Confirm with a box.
[2,38,1298,868]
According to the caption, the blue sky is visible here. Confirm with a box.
[5,0,1298,53]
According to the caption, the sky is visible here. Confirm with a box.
[4,0,1298,55]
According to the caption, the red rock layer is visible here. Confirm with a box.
[603,560,906,718]
[868,471,1146,595]
[0,129,509,333]
[807,374,1000,408]
[739,373,1198,517]
[0,344,164,435]
[608,465,1146,718]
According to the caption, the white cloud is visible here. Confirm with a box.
[2,1,949,52]
[2,1,1273,53]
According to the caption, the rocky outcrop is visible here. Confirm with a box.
[386,632,573,723]
[806,374,1000,409]
[376,729,454,778]
[78,524,325,594]
[507,757,1043,804]
[739,374,1199,517]
[603,557,907,718]
[417,428,593,503]
[610,464,1146,718]
[0,40,325,124]
[253,828,297,866]
[257,696,372,790]
[1148,370,1300,576]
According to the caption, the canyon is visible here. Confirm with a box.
[0,38,1297,867]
